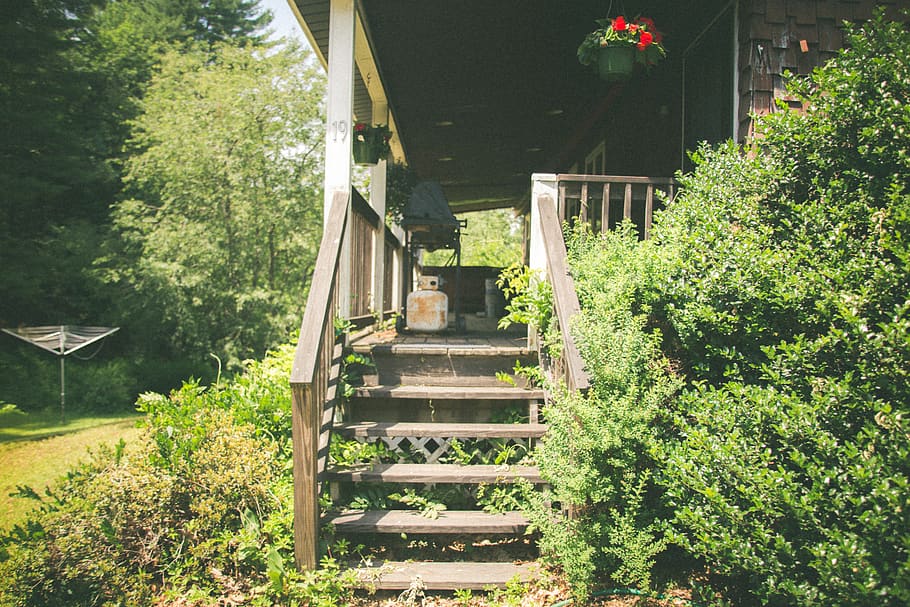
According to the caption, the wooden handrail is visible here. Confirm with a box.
[290,189,349,572]
[556,174,677,240]
[537,194,591,393]
[291,190,349,384]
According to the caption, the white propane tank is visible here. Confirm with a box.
[406,276,448,332]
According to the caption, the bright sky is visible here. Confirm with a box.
[260,0,308,46]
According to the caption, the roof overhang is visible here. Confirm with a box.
[290,0,732,213]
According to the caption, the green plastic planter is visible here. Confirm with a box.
[353,140,384,165]
[597,45,635,81]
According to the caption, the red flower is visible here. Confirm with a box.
[629,23,639,33]
[612,16,627,31]
[637,31,653,50]
[354,123,366,132]
[637,16,655,29]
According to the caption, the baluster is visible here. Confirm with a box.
[601,183,611,234]
[644,184,654,240]
[623,182,632,221]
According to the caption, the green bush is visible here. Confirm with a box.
[653,14,910,605]
[0,342,356,606]
[527,223,680,599]
[534,12,910,605]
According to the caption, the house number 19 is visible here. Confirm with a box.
[330,120,348,142]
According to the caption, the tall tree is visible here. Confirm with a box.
[105,42,325,367]
[0,0,114,325]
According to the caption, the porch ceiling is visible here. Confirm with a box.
[293,0,724,213]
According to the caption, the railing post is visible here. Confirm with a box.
[323,0,355,318]
[370,102,388,317]
[291,383,319,570]
[530,174,557,275]
[530,174,558,348]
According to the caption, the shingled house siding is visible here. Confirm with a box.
[737,0,905,140]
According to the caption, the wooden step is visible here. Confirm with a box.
[354,560,541,590]
[335,421,547,439]
[326,463,543,484]
[351,385,544,400]
[325,509,530,534]
[351,335,533,357]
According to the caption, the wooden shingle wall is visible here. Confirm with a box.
[738,0,906,139]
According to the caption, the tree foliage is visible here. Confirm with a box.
[105,42,325,367]
[0,0,298,409]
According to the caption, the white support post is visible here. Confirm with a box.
[529,173,557,348]
[390,225,405,313]
[370,102,389,318]
[323,0,356,318]
[530,173,556,274]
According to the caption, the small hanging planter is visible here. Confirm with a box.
[353,123,392,165]
[597,45,636,81]
[578,15,666,82]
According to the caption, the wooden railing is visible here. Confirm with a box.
[557,174,677,240]
[529,174,676,392]
[289,190,348,571]
[537,193,591,393]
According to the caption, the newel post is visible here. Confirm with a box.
[529,173,557,347]
[291,383,319,570]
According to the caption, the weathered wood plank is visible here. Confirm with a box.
[291,384,320,571]
[601,182,611,233]
[537,196,591,392]
[326,463,543,484]
[358,343,532,356]
[290,190,348,385]
[335,421,548,438]
[351,385,545,400]
[644,184,654,240]
[623,182,632,220]
[325,510,530,534]
[355,561,540,590]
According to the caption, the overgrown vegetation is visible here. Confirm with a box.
[0,344,357,606]
[526,13,910,606]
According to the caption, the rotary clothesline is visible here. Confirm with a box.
[2,325,120,423]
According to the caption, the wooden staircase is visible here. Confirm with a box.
[325,332,545,590]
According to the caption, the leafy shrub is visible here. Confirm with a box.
[653,13,910,605]
[527,223,679,599]
[533,12,910,605]
[0,342,356,606]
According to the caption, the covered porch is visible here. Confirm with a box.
[288,0,742,585]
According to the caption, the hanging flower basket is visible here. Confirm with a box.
[578,15,666,82]
[597,45,636,81]
[353,123,392,165]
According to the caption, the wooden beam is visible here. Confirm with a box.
[290,190,348,385]
[370,100,388,316]
[291,384,319,570]
[324,0,355,317]
[537,195,591,392]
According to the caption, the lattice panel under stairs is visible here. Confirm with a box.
[351,436,536,465]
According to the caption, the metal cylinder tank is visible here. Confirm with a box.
[406,276,448,332]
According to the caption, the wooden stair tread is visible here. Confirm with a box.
[335,421,547,438]
[354,560,540,590]
[352,342,532,357]
[326,463,543,484]
[325,509,530,534]
[351,385,544,400]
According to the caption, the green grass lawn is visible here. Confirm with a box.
[0,411,143,529]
